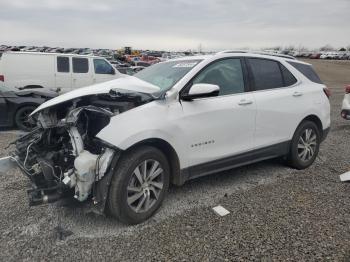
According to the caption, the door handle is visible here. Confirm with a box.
[293,91,303,97]
[238,99,253,106]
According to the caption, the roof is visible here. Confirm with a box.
[168,52,299,64]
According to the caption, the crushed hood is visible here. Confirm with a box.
[31,76,160,115]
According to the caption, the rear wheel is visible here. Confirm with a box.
[287,121,321,169]
[14,106,36,131]
[108,146,170,224]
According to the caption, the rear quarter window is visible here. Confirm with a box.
[287,61,323,84]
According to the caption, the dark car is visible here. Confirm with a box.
[0,85,57,131]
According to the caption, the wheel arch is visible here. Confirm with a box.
[291,114,324,144]
[124,138,183,186]
[300,114,323,136]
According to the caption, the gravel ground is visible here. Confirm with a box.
[1,59,350,261]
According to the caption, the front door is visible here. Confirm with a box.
[179,58,256,168]
[92,58,117,84]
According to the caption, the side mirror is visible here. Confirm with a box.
[181,83,220,101]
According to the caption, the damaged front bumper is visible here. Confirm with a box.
[0,106,123,214]
[0,88,155,214]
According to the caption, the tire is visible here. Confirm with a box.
[108,146,170,224]
[287,121,321,169]
[14,106,36,131]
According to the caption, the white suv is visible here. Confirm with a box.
[1,51,331,224]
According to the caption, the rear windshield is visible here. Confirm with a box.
[287,61,323,84]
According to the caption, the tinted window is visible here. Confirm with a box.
[94,59,114,74]
[288,61,323,84]
[192,58,245,96]
[248,58,283,90]
[73,58,89,73]
[57,57,69,73]
[280,64,297,86]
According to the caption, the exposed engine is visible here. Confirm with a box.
[10,90,154,210]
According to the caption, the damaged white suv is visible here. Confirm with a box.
[1,51,331,224]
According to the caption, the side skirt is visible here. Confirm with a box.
[181,141,290,182]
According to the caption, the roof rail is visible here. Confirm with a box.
[216,50,248,54]
[216,50,296,60]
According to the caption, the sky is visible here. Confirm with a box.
[1,0,349,51]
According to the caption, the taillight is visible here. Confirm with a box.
[345,85,350,94]
[0,75,4,82]
[323,87,331,98]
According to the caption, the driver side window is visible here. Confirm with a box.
[93,59,115,74]
[192,58,245,96]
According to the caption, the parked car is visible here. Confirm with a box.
[341,85,350,120]
[0,85,57,130]
[0,52,122,93]
[0,52,330,224]
[309,53,321,59]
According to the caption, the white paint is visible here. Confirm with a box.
[212,205,230,217]
[340,171,350,182]
[0,51,121,93]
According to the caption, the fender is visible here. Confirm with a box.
[96,99,190,168]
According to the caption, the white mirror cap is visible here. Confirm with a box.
[189,83,220,95]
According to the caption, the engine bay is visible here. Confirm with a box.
[10,90,154,209]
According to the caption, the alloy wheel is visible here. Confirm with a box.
[127,159,164,213]
[297,128,317,162]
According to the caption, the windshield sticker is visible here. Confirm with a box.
[173,62,198,68]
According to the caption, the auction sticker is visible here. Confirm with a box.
[173,62,198,68]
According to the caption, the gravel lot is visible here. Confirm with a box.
[1,59,350,261]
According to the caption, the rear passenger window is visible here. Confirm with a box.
[73,58,89,73]
[280,64,297,86]
[248,58,283,90]
[191,58,245,96]
[57,57,69,73]
[287,61,323,84]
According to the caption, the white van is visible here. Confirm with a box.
[0,52,122,93]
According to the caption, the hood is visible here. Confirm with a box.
[31,76,160,115]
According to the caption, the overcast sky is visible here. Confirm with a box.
[1,0,349,51]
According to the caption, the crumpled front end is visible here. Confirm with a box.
[1,89,155,213]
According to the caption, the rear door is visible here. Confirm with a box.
[72,57,93,89]
[247,58,303,149]
[55,56,72,93]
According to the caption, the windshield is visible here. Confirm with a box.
[134,59,202,91]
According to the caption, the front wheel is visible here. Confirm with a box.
[287,121,321,169]
[108,146,170,224]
